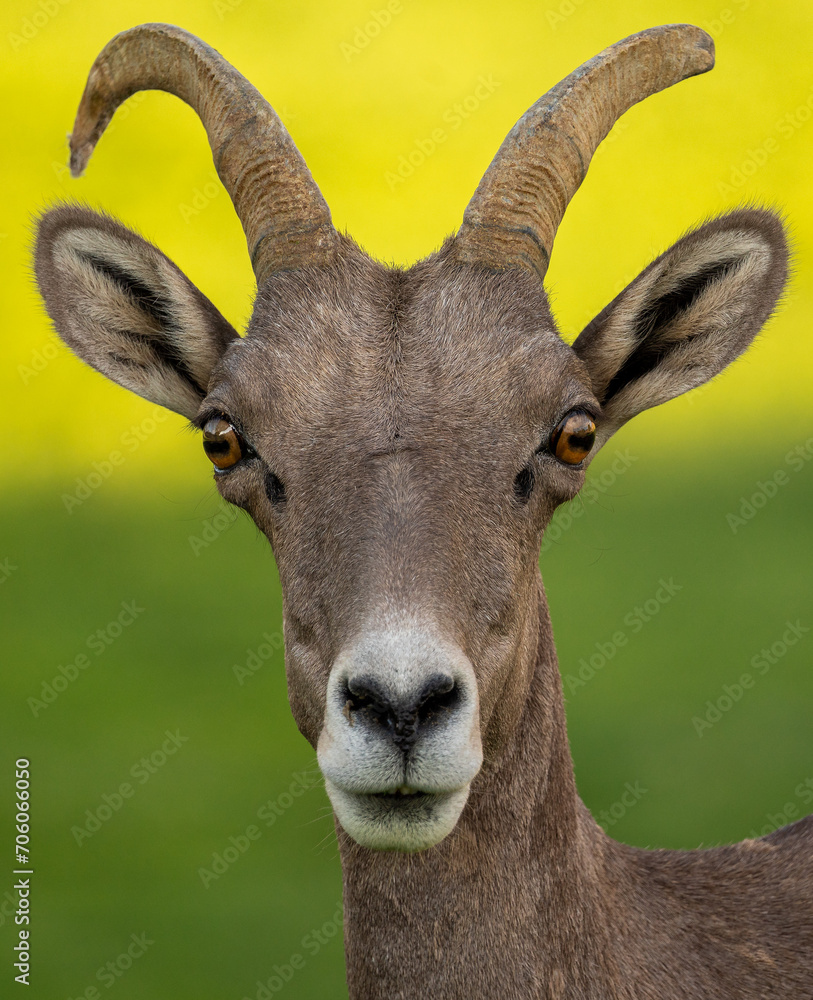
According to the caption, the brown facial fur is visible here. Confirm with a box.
[204,240,592,762]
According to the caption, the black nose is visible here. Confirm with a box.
[344,673,459,751]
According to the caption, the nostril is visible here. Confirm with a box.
[416,673,459,727]
[343,675,402,741]
[345,675,388,716]
[341,672,461,750]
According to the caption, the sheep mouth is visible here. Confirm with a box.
[367,788,433,810]
[325,777,472,851]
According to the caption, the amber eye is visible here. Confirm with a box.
[202,418,244,471]
[550,410,596,465]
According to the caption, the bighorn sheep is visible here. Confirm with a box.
[35,21,812,999]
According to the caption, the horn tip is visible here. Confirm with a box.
[68,140,89,179]
[688,25,715,72]
[664,23,716,74]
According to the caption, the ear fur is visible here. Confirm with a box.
[34,204,239,419]
[573,209,789,450]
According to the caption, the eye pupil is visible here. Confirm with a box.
[202,417,244,471]
[204,437,231,455]
[550,410,596,465]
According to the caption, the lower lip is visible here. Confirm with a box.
[327,781,471,851]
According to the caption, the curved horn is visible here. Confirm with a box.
[69,23,337,284]
[453,25,714,280]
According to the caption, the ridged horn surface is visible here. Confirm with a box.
[454,25,714,279]
[69,23,337,284]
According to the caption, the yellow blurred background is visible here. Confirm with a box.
[4,0,812,487]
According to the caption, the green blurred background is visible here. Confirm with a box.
[2,0,812,996]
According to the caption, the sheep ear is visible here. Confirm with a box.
[573,209,789,452]
[34,205,238,419]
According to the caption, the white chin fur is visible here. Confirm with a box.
[326,778,471,852]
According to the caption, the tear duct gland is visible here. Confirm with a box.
[33,21,811,1000]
